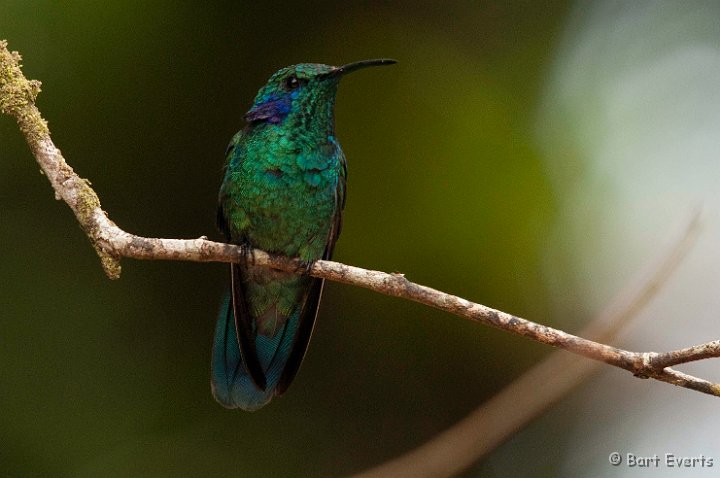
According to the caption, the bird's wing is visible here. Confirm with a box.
[216,130,269,391]
[275,151,348,394]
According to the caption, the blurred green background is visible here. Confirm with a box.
[1,1,571,476]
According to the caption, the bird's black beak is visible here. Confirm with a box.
[328,58,397,78]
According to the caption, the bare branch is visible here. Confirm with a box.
[2,40,719,406]
[352,210,702,478]
[648,340,720,369]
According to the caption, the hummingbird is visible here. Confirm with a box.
[212,59,396,410]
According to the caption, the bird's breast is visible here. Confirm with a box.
[237,154,340,258]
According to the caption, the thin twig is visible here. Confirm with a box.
[649,340,720,369]
[351,211,701,478]
[2,40,719,403]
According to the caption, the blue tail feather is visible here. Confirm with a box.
[211,293,299,411]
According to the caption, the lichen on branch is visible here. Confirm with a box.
[1,40,120,277]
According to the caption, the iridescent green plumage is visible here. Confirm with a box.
[212,59,396,410]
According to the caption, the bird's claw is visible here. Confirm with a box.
[296,259,316,276]
[239,243,257,267]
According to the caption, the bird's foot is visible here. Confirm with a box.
[239,243,257,267]
[295,259,316,276]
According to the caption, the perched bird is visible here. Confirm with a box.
[212,59,396,410]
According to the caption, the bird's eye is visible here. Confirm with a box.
[285,75,300,90]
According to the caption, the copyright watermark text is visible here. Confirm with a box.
[609,452,713,468]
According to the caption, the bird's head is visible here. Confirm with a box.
[244,59,396,126]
